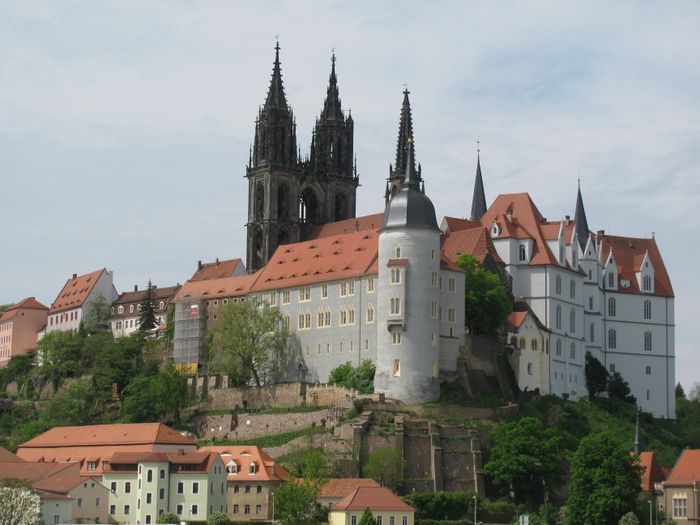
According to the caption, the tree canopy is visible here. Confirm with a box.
[358,508,375,525]
[607,372,637,405]
[275,479,321,525]
[207,298,289,386]
[0,486,41,525]
[328,360,375,394]
[566,431,642,525]
[585,352,608,397]
[139,280,158,332]
[362,447,404,490]
[454,254,510,335]
[483,416,565,505]
[83,294,112,333]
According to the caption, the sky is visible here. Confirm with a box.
[1,1,698,390]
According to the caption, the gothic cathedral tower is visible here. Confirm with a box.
[246,44,358,272]
[246,42,301,272]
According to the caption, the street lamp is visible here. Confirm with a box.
[648,500,652,525]
[473,495,477,525]
[272,491,275,524]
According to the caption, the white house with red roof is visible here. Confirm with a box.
[46,268,118,333]
[329,486,415,525]
[507,299,550,394]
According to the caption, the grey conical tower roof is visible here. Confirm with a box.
[394,90,416,177]
[263,41,289,112]
[470,151,487,220]
[574,180,590,248]
[320,53,343,121]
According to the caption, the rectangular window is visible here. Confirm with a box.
[125,482,132,494]
[124,505,130,515]
[431,271,438,287]
[110,505,116,515]
[245,485,251,494]
[191,505,198,516]
[110,482,117,492]
[245,504,251,515]
[366,306,374,324]
[233,505,239,514]
[321,284,328,299]
[77,498,82,508]
[390,297,401,316]
[177,504,183,515]
[146,516,151,524]
[431,301,438,319]
[352,516,357,525]
[282,290,290,304]
[391,268,402,284]
[298,286,311,302]
[146,493,152,504]
[448,308,455,323]
[393,359,401,376]
[257,485,262,494]
[367,277,375,293]
[448,277,456,292]
[159,488,165,500]
[234,484,240,494]
[177,481,183,494]
[392,332,402,345]
[256,505,262,514]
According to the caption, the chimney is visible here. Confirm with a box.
[506,206,513,222]
[565,215,571,225]
[72,273,77,279]
[197,260,202,271]
[134,285,138,292]
[597,230,605,236]
[216,257,219,265]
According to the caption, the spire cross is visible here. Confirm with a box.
[402,82,409,94]
[476,139,480,155]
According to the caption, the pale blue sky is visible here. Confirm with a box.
[1,1,698,391]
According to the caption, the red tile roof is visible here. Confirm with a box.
[18,422,194,449]
[199,446,290,482]
[0,446,24,462]
[507,311,528,331]
[331,486,415,512]
[113,285,181,307]
[441,226,503,265]
[251,230,379,292]
[507,299,547,333]
[442,217,482,233]
[190,258,245,282]
[107,451,219,473]
[597,234,674,297]
[49,269,106,314]
[308,214,384,239]
[174,273,260,302]
[665,449,700,485]
[320,478,380,499]
[0,297,49,322]
[480,193,559,266]
[0,461,76,483]
[639,451,665,492]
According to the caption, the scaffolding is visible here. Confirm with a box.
[173,299,206,367]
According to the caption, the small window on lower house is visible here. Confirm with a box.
[527,363,533,375]
[393,359,401,377]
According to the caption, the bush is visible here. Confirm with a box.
[157,512,180,524]
[404,491,475,520]
[328,360,375,394]
[208,512,231,525]
[619,512,640,525]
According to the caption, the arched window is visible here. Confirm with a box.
[644,300,651,320]
[117,305,124,314]
[249,462,257,474]
[570,309,576,333]
[519,244,526,262]
[570,280,576,299]
[531,339,538,351]
[255,182,265,218]
[519,337,526,349]
[277,183,289,220]
[608,272,615,288]
[608,297,616,317]
[555,305,562,329]
[645,365,652,375]
[643,275,652,291]
[159,301,165,310]
[570,343,576,360]
[644,331,652,351]
[298,188,318,224]
[608,329,617,349]
[555,276,562,295]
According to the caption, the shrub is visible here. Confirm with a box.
[157,512,180,524]
[208,512,231,525]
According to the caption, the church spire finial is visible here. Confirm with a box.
[574,178,590,249]
[320,50,342,121]
[393,88,415,179]
[263,40,288,112]
[470,141,487,221]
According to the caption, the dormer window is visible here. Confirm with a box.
[643,275,651,292]
[608,272,615,289]
[159,301,165,310]
[117,306,124,315]
[394,246,401,258]
[518,244,526,262]
[129,305,134,314]
[226,461,238,474]
[491,221,500,237]
[249,462,257,475]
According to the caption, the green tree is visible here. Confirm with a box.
[566,431,642,525]
[275,479,320,525]
[83,294,112,333]
[157,511,180,524]
[121,363,189,425]
[37,330,83,385]
[207,511,231,525]
[328,360,375,394]
[358,508,375,525]
[455,254,510,335]
[585,352,608,397]
[608,372,637,405]
[0,304,13,315]
[40,378,97,427]
[207,298,289,386]
[676,396,700,447]
[483,417,564,505]
[362,447,404,490]
[139,280,158,332]
[675,382,685,398]
[619,512,640,525]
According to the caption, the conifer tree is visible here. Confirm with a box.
[358,508,375,525]
[139,280,158,332]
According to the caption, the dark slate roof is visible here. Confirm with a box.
[574,182,590,249]
[470,153,487,220]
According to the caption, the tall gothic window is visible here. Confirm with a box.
[519,244,526,262]
[570,280,576,299]
[608,297,616,317]
[608,272,615,288]
[608,329,617,349]
[555,276,562,295]
[570,309,576,333]
[644,331,652,351]
[643,300,651,320]
[556,305,562,330]
[643,275,652,291]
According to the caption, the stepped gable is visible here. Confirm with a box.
[597,234,674,297]
[251,229,379,292]
[664,449,700,485]
[639,451,665,492]
[199,445,290,482]
[49,269,105,314]
[441,225,502,265]
[174,273,261,302]
[190,258,245,281]
[481,193,559,266]
[308,213,383,239]
[331,486,415,511]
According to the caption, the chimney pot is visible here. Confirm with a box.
[134,285,138,292]
[72,273,77,279]
[597,230,605,235]
[198,260,202,270]
[216,257,219,265]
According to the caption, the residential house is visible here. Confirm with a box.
[46,269,118,333]
[0,297,48,366]
[329,486,415,525]
[507,299,550,394]
[662,449,700,523]
[199,445,290,521]
[16,422,197,477]
[110,284,181,338]
[103,450,226,524]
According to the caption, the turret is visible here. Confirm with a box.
[375,95,441,404]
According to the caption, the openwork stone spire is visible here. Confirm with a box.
[394,89,415,176]
[320,53,343,122]
[263,41,289,112]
